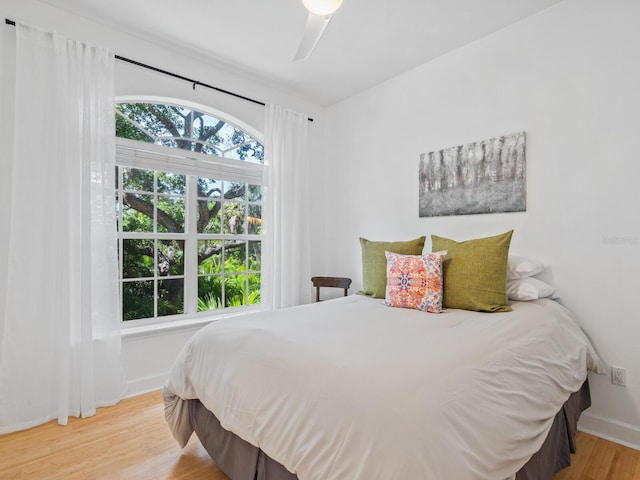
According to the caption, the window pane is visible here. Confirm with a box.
[123,239,154,278]
[248,241,261,270]
[224,203,246,235]
[116,103,180,139]
[225,274,247,306]
[248,273,261,305]
[225,141,264,164]
[248,205,261,234]
[157,240,184,276]
[115,112,154,143]
[224,240,246,271]
[198,240,223,273]
[122,280,154,320]
[198,275,223,311]
[198,177,223,199]
[248,184,262,202]
[135,104,184,138]
[200,144,222,156]
[224,181,246,200]
[158,171,186,195]
[158,279,184,316]
[123,194,154,232]
[123,167,154,192]
[197,201,221,234]
[157,196,185,233]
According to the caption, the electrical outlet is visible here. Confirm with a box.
[611,366,627,387]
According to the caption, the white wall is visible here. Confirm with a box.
[1,0,323,397]
[316,0,640,448]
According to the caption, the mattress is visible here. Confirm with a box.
[163,295,604,479]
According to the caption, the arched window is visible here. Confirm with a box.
[115,100,264,325]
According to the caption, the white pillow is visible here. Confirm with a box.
[507,255,548,279]
[507,277,556,301]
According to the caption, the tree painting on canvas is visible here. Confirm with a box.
[418,131,526,217]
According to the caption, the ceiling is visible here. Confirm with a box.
[39,0,564,106]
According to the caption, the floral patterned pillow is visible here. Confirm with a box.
[384,251,447,313]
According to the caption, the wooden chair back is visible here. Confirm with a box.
[311,276,352,302]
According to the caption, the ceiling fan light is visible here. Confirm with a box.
[302,0,343,16]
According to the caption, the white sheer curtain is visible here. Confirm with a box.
[261,105,312,309]
[0,23,122,434]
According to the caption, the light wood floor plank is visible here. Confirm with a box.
[1,390,638,479]
[553,433,640,480]
[553,431,598,480]
[605,440,640,480]
[585,437,619,480]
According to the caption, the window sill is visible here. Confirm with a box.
[121,307,260,340]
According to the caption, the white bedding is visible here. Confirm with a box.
[163,295,604,480]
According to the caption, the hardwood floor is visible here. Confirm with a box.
[554,432,640,480]
[0,391,228,480]
[0,390,638,479]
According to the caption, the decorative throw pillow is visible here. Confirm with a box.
[384,251,447,312]
[358,236,426,298]
[431,230,513,312]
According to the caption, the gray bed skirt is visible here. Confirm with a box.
[189,379,591,480]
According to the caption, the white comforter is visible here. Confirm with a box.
[163,295,604,480]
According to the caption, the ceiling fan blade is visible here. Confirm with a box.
[293,12,332,62]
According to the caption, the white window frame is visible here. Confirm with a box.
[115,101,265,330]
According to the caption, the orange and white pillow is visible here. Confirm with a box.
[384,251,447,313]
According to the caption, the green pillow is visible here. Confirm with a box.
[358,236,426,298]
[431,231,513,312]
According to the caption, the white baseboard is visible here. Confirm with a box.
[124,373,169,398]
[578,412,640,451]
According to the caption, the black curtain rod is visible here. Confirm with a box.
[5,18,313,122]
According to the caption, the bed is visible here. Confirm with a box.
[163,294,603,480]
